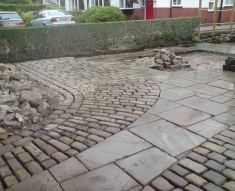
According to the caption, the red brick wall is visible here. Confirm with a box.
[127,6,235,24]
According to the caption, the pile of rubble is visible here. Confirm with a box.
[203,33,235,43]
[135,49,191,70]
[0,63,62,140]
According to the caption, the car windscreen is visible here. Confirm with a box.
[0,13,22,20]
[47,10,69,16]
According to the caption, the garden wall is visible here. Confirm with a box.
[0,16,201,62]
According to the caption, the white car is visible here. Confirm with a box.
[0,11,25,28]
[30,10,76,26]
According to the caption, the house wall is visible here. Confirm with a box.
[124,0,235,24]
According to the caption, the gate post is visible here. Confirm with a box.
[230,0,235,34]
[198,0,202,38]
[212,0,218,36]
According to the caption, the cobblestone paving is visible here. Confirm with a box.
[0,53,235,191]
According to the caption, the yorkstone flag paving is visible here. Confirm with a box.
[0,54,234,191]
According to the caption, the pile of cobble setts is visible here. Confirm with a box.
[135,49,191,71]
[0,63,62,140]
[203,33,235,43]
[223,57,235,72]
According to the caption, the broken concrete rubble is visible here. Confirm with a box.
[134,48,191,71]
[0,63,63,140]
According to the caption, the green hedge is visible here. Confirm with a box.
[0,16,201,62]
[0,3,46,11]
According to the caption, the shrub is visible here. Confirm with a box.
[69,10,85,23]
[0,4,46,12]
[84,6,124,23]
[131,13,139,20]
[18,11,34,26]
[42,4,65,10]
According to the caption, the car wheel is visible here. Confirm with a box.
[29,23,32,26]
[43,23,46,26]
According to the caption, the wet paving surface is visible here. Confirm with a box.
[0,46,235,191]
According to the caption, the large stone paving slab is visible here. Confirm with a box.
[160,87,197,101]
[6,171,62,191]
[208,80,235,91]
[116,147,177,185]
[76,130,152,170]
[148,98,181,114]
[127,112,160,129]
[162,78,199,87]
[60,163,141,191]
[187,119,228,138]
[213,113,235,126]
[130,120,206,157]
[157,106,211,127]
[177,96,233,116]
[187,84,229,96]
[49,157,88,183]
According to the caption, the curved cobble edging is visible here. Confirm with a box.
[0,57,161,190]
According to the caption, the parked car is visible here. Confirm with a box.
[30,10,76,26]
[0,11,25,28]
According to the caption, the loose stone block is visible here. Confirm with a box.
[204,160,226,173]
[41,159,57,169]
[202,170,227,186]
[202,142,227,154]
[7,158,23,173]
[0,128,8,140]
[222,169,235,181]
[12,147,24,156]
[0,157,6,167]
[49,157,88,183]
[48,139,71,152]
[203,183,225,191]
[185,173,207,187]
[222,181,235,191]
[51,152,68,163]
[71,142,88,152]
[3,152,14,160]
[0,144,14,156]
[185,184,203,191]
[4,175,18,188]
[59,136,74,145]
[15,168,31,181]
[0,165,12,179]
[13,137,33,147]
[187,152,208,164]
[41,144,57,156]
[162,170,188,188]
[142,186,155,191]
[179,158,208,175]
[1,136,21,145]
[170,164,190,177]
[209,138,224,146]
[151,177,175,191]
[207,152,227,164]
[17,152,33,164]
[65,149,79,157]
[224,160,235,171]
[25,161,43,175]
[36,153,50,162]
[224,150,235,160]
[193,147,210,156]
[33,138,46,148]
